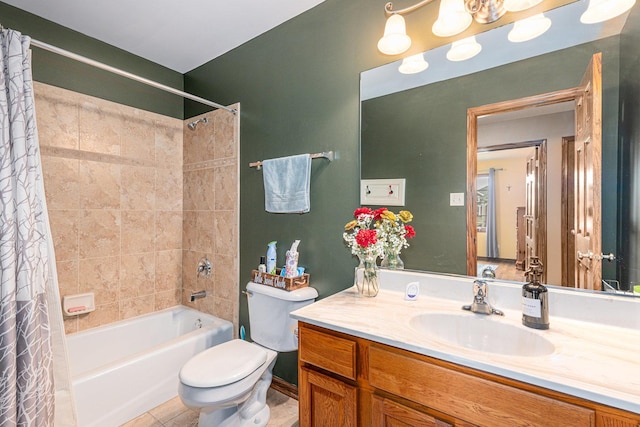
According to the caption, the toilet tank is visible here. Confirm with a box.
[246,281,318,352]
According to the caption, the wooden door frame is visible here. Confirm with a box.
[467,88,581,277]
[561,136,576,287]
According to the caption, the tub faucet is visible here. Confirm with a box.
[190,290,208,302]
[462,279,504,316]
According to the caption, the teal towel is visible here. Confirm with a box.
[262,154,312,213]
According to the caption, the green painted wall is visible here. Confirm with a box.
[0,2,184,118]
[184,0,626,385]
[361,37,621,280]
[184,0,390,385]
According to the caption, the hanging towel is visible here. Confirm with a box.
[262,154,312,213]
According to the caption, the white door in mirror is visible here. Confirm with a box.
[405,282,420,300]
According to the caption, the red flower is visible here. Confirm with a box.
[404,225,416,239]
[355,229,378,248]
[372,207,388,221]
[354,207,373,218]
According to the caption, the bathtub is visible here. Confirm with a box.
[66,305,233,427]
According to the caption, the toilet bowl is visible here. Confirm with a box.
[178,282,318,427]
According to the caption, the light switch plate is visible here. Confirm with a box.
[360,179,406,206]
[450,193,465,206]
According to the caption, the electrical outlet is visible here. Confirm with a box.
[450,193,465,206]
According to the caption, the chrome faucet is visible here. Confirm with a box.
[462,279,504,316]
[190,290,208,302]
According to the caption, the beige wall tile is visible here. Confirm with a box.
[182,211,197,250]
[120,253,155,299]
[155,124,183,169]
[183,169,214,211]
[42,156,80,210]
[213,297,236,327]
[156,211,182,251]
[122,210,155,254]
[63,317,78,334]
[196,211,215,254]
[56,260,79,298]
[79,256,120,306]
[156,169,182,211]
[214,164,237,211]
[120,295,154,320]
[121,115,155,162]
[183,120,214,165]
[213,110,236,160]
[155,250,182,292]
[79,102,122,155]
[80,160,121,209]
[155,289,181,311]
[34,89,79,150]
[49,210,79,261]
[78,302,119,331]
[213,254,237,301]
[78,209,120,259]
[121,166,155,210]
[214,210,237,255]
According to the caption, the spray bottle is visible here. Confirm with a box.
[285,240,301,278]
[266,241,277,275]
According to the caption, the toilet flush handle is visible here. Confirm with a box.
[242,290,253,298]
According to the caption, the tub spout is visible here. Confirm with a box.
[190,290,208,302]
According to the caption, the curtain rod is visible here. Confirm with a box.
[29,38,237,115]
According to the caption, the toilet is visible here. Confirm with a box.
[178,281,318,427]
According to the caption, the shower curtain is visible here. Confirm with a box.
[0,29,76,426]
[486,168,499,258]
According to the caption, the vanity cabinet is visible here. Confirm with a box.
[298,322,640,427]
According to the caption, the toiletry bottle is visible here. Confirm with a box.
[266,241,277,275]
[522,256,549,329]
[285,240,301,278]
[258,256,267,273]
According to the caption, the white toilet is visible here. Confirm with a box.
[178,281,318,427]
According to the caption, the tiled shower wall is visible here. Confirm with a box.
[181,106,240,335]
[35,82,240,334]
[35,82,184,333]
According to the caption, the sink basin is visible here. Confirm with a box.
[409,313,555,357]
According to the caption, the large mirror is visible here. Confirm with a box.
[360,0,639,295]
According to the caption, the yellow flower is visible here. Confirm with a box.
[398,210,413,223]
[380,210,396,221]
[344,220,358,230]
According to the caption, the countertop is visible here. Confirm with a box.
[291,282,640,414]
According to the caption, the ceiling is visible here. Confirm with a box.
[2,0,326,73]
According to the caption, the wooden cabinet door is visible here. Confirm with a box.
[372,395,454,427]
[596,411,640,427]
[299,367,357,427]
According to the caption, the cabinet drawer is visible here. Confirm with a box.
[369,345,595,427]
[299,324,356,380]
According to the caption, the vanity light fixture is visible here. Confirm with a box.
[399,53,430,74]
[580,0,636,23]
[446,35,482,61]
[378,0,520,55]
[378,14,413,55]
[508,13,551,42]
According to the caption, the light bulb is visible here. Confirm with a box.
[378,14,412,55]
[580,0,636,23]
[399,53,429,74]
[432,0,473,37]
[508,13,551,43]
[446,36,482,61]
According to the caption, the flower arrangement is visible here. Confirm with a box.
[343,207,416,261]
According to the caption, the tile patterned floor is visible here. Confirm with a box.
[120,388,298,427]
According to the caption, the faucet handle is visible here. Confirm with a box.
[473,279,487,301]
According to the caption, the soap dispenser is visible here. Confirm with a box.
[522,256,549,330]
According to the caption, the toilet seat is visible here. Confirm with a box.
[180,339,268,388]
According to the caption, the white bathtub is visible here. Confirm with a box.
[66,305,233,427]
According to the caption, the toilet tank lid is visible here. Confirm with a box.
[247,282,318,301]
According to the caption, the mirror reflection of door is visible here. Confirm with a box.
[476,142,546,283]
[467,53,603,289]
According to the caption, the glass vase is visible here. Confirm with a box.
[355,254,379,297]
[381,250,404,270]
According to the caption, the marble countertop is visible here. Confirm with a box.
[291,284,640,414]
